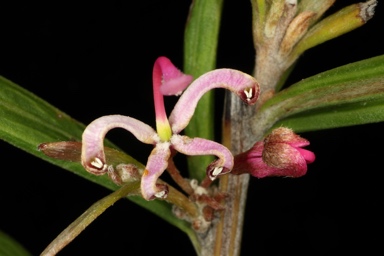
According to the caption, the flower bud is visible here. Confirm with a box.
[232,127,315,178]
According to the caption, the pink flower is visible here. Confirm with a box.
[81,56,260,200]
[232,127,315,178]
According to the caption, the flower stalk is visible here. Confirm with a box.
[197,1,378,255]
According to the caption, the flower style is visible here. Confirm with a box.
[81,56,260,200]
[232,127,315,178]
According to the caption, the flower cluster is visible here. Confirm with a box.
[80,57,260,200]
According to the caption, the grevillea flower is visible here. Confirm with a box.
[232,127,315,178]
[81,56,260,200]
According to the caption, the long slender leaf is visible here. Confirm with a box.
[273,97,384,133]
[0,76,196,241]
[0,230,32,256]
[183,0,223,180]
[254,54,384,133]
[41,181,140,256]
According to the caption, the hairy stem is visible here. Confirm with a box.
[198,93,261,256]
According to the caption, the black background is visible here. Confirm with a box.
[0,1,383,255]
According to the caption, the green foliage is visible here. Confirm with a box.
[183,0,223,180]
[0,230,32,256]
[0,76,196,242]
[256,54,384,133]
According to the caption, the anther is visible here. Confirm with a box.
[244,88,253,101]
[210,167,223,180]
[155,190,167,198]
[153,184,169,199]
[90,157,106,170]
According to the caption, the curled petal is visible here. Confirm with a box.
[154,56,193,96]
[169,69,260,133]
[141,142,171,200]
[171,135,234,180]
[81,115,157,175]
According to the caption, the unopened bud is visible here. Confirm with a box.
[232,127,315,178]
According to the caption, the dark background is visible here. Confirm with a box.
[0,1,383,255]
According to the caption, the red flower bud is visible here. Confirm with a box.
[232,127,315,178]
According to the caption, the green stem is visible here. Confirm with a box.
[41,181,140,256]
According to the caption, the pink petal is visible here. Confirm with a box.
[233,149,278,178]
[152,57,191,139]
[296,148,316,164]
[154,56,193,96]
[141,142,171,200]
[152,57,172,137]
[169,69,260,134]
[235,153,308,178]
[81,115,157,175]
[248,159,279,178]
[171,135,234,180]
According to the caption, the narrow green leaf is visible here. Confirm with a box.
[297,0,336,25]
[0,76,196,241]
[289,0,377,64]
[273,98,384,132]
[183,0,223,181]
[0,230,32,256]
[254,54,384,133]
[41,181,140,255]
